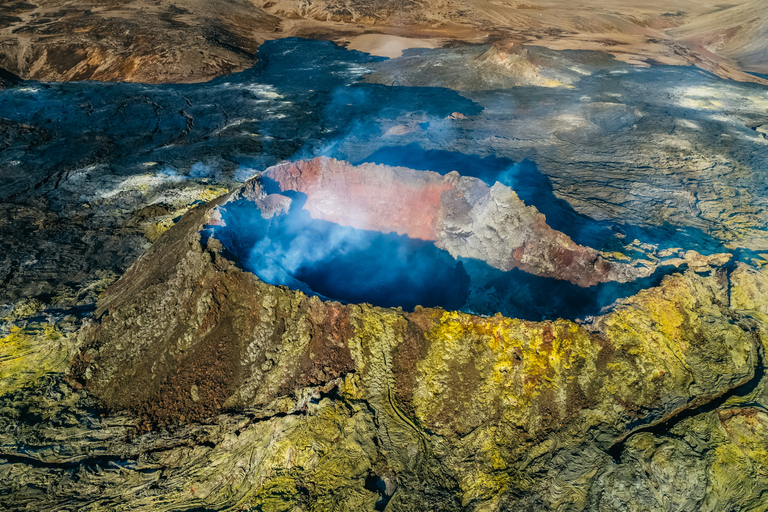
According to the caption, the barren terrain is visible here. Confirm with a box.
[1,0,767,83]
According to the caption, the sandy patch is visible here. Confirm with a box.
[347,34,443,58]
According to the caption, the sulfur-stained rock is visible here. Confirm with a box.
[730,263,768,319]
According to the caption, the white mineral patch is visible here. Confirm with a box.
[677,119,702,130]
[347,34,443,59]
[240,84,283,99]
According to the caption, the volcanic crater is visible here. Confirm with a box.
[70,155,754,453]
[207,157,674,319]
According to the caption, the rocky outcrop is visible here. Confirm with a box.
[264,157,650,286]
[264,158,453,241]
[435,174,631,286]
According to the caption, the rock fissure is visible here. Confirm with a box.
[0,451,144,471]
[608,323,766,462]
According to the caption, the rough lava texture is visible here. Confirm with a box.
[264,157,649,286]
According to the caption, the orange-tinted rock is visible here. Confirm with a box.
[265,158,452,241]
[263,157,651,287]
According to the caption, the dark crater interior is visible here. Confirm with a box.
[211,195,471,312]
[211,193,685,320]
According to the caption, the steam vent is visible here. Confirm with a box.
[5,2,768,511]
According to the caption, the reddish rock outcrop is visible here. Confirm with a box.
[264,157,650,287]
[265,158,452,241]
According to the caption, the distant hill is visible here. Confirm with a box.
[0,0,764,83]
[669,0,768,74]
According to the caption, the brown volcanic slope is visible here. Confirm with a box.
[72,161,756,441]
[669,0,768,75]
[64,159,763,511]
[0,0,766,84]
[0,0,281,83]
